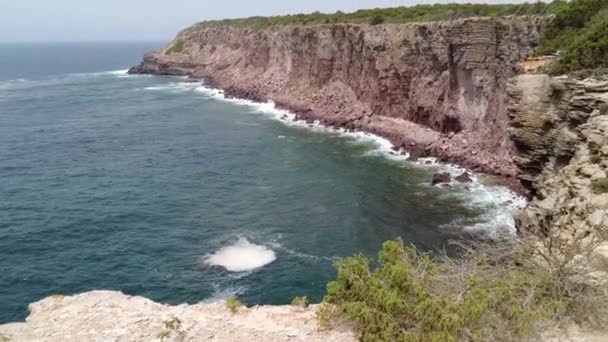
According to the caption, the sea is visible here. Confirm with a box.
[0,42,524,323]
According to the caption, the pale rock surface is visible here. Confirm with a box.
[0,292,605,341]
[0,291,355,342]
[508,75,608,279]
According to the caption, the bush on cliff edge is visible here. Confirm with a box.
[318,239,607,341]
[537,0,608,74]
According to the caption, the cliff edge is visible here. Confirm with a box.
[0,291,354,342]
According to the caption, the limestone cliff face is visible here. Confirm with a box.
[130,16,544,181]
[508,74,608,277]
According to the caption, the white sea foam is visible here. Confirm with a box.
[144,82,200,92]
[204,238,276,272]
[450,180,526,238]
[105,69,129,76]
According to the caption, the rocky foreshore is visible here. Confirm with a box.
[129,16,547,194]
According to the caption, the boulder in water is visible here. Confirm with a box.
[455,171,473,183]
[431,172,451,186]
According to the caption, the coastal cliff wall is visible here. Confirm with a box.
[130,16,544,183]
[508,74,608,278]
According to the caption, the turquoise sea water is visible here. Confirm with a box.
[0,42,520,323]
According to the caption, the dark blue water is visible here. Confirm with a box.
[0,42,517,323]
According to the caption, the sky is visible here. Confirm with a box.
[0,0,530,42]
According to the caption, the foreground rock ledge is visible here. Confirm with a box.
[0,291,354,342]
[1,291,606,341]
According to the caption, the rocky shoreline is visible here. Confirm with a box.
[126,13,608,270]
[129,16,547,195]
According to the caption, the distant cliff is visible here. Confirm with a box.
[130,16,545,190]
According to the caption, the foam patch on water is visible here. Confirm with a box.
[144,82,201,92]
[204,238,276,272]
[447,178,527,239]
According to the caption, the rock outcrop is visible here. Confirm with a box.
[0,291,354,342]
[130,16,545,191]
[508,74,608,278]
[2,291,605,342]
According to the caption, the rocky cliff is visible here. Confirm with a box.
[130,16,545,190]
[508,74,608,279]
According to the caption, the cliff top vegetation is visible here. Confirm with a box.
[536,0,608,74]
[184,2,550,31]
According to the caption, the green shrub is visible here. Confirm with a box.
[166,40,185,54]
[225,296,242,313]
[370,15,385,25]
[591,153,602,164]
[291,296,309,308]
[319,239,605,342]
[592,178,608,193]
[537,0,608,74]
[182,2,550,31]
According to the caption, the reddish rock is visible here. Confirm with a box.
[455,171,473,183]
[432,172,452,186]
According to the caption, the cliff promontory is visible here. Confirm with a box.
[130,16,545,190]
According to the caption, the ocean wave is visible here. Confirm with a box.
[268,242,338,262]
[0,70,133,90]
[203,238,276,272]
[143,82,200,92]
[442,180,526,239]
[0,78,38,90]
[151,79,527,238]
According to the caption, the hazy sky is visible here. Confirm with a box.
[0,0,528,42]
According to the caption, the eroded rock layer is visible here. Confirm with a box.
[508,74,608,277]
[130,17,545,189]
